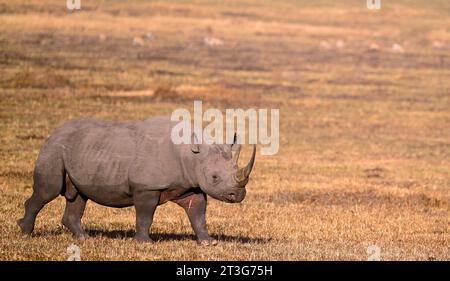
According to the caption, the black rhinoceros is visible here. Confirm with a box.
[18,116,255,245]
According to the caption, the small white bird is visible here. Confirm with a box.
[146,32,155,41]
[319,40,331,50]
[432,41,444,49]
[204,36,224,47]
[132,36,145,47]
[336,40,345,49]
[392,43,405,53]
[369,43,380,51]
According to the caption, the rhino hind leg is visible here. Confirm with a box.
[173,192,218,246]
[133,190,160,242]
[61,177,88,238]
[18,155,65,235]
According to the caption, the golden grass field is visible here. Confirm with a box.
[0,0,449,260]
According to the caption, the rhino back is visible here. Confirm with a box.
[60,119,136,189]
[128,117,188,190]
[42,117,187,198]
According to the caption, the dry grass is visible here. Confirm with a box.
[0,0,449,260]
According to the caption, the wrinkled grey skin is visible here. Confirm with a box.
[17,116,255,244]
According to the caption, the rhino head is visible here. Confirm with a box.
[189,134,256,203]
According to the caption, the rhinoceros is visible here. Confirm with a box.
[18,116,255,245]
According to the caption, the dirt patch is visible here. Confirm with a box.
[1,69,73,89]
[0,170,31,180]
[16,134,46,140]
[152,85,188,103]
[253,189,450,209]
[364,167,388,179]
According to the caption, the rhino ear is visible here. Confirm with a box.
[190,132,200,153]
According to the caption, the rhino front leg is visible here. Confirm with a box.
[133,190,160,242]
[173,192,218,246]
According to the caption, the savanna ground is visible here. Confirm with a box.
[0,0,449,260]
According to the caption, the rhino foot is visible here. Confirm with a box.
[133,235,153,243]
[17,218,33,235]
[71,231,88,239]
[198,238,218,246]
[61,217,88,239]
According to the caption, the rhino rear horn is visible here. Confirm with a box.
[231,133,241,162]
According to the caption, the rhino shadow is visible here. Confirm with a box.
[85,229,270,244]
[30,228,269,244]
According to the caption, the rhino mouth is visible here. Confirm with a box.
[222,194,236,203]
[222,190,246,203]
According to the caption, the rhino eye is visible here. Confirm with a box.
[212,174,221,184]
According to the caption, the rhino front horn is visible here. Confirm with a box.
[234,144,256,184]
